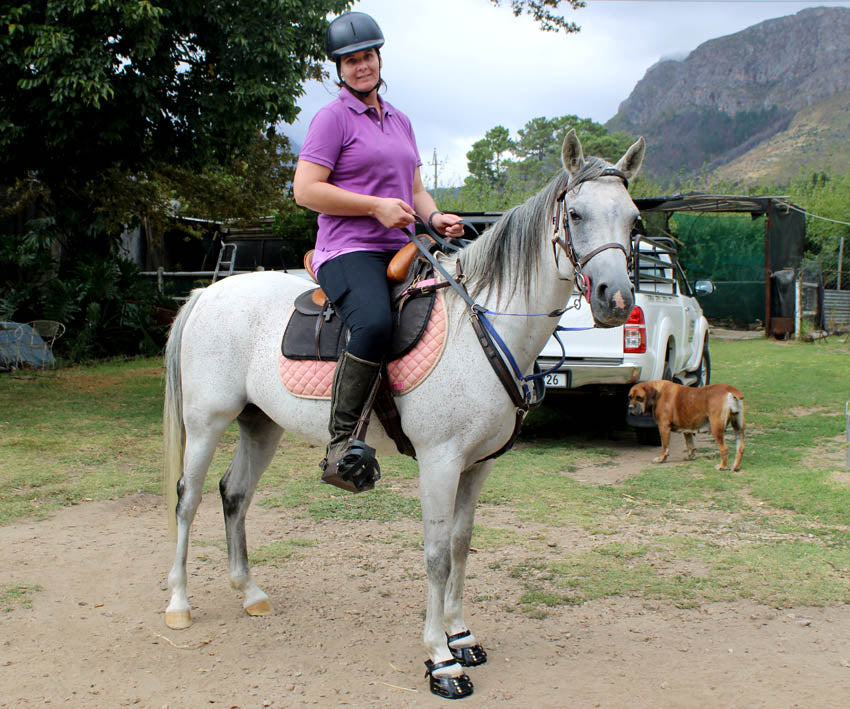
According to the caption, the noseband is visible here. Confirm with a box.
[551,167,631,297]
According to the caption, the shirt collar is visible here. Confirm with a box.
[339,85,393,117]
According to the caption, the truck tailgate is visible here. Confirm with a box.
[538,299,624,359]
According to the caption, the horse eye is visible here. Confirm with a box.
[568,209,581,221]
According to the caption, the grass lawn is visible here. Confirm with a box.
[1,335,849,611]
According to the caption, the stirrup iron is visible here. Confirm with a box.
[321,440,381,493]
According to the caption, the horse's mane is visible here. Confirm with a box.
[457,156,615,302]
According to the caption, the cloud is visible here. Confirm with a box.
[282,0,850,186]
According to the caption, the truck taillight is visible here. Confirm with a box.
[624,306,646,353]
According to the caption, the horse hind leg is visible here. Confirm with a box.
[166,415,233,630]
[220,405,284,618]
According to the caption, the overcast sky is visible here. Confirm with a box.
[282,1,850,187]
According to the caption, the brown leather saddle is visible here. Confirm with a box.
[281,242,442,459]
[301,242,421,306]
[281,243,437,362]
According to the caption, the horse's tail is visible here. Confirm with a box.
[163,288,205,538]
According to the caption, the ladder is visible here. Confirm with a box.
[212,242,238,282]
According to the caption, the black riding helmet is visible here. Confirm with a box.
[326,12,385,100]
[325,12,385,61]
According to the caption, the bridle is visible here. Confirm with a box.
[551,167,631,300]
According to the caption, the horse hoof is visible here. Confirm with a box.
[165,609,193,630]
[245,598,273,617]
[447,630,488,666]
[424,659,473,699]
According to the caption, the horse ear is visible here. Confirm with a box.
[614,136,646,179]
[561,128,584,176]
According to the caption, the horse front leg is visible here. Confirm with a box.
[419,458,475,699]
[220,405,284,617]
[444,460,493,666]
[166,419,230,630]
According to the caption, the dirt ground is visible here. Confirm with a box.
[2,431,850,708]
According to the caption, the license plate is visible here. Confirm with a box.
[543,372,570,388]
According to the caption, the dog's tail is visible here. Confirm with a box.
[726,392,746,471]
[726,392,745,431]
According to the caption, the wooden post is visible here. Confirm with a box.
[838,236,845,290]
[794,273,802,340]
[764,213,771,337]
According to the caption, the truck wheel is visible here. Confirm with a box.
[694,337,711,387]
[637,346,672,446]
[662,342,674,381]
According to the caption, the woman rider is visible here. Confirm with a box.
[293,12,464,493]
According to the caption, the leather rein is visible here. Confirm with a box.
[408,166,632,462]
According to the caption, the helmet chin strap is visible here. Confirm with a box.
[340,76,382,102]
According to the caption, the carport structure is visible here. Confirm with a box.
[633,194,806,338]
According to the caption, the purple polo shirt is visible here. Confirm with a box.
[299,87,422,273]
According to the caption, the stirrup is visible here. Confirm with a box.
[446,631,488,667]
[320,439,381,493]
[424,659,473,700]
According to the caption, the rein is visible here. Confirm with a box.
[409,215,582,462]
[408,166,632,461]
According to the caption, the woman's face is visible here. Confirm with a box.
[339,48,381,94]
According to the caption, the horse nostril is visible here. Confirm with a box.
[596,282,608,301]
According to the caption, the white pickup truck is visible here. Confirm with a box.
[535,236,713,442]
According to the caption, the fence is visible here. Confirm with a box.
[673,212,765,325]
[825,289,850,328]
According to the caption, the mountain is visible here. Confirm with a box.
[606,7,850,184]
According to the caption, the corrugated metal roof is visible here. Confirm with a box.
[634,193,798,216]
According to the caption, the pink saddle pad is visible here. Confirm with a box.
[278,291,447,398]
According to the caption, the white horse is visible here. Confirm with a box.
[163,130,645,698]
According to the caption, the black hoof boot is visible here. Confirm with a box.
[447,631,488,666]
[424,659,473,700]
[321,440,381,493]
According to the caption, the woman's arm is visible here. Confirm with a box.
[412,169,465,238]
[293,159,415,230]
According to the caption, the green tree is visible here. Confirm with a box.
[0,0,348,360]
[465,125,516,195]
[460,116,637,210]
[1,0,349,190]
[490,0,584,33]
[787,170,850,288]
[487,125,514,178]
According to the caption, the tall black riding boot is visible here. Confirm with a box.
[320,351,382,493]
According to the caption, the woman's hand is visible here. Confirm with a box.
[373,197,416,230]
[431,212,465,238]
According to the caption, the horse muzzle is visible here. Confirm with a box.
[589,276,635,329]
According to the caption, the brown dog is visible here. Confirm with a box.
[628,381,745,471]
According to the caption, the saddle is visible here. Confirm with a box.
[282,244,437,362]
[281,242,444,458]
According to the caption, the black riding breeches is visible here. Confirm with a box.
[316,250,394,363]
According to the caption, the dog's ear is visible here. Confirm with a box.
[645,384,658,409]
